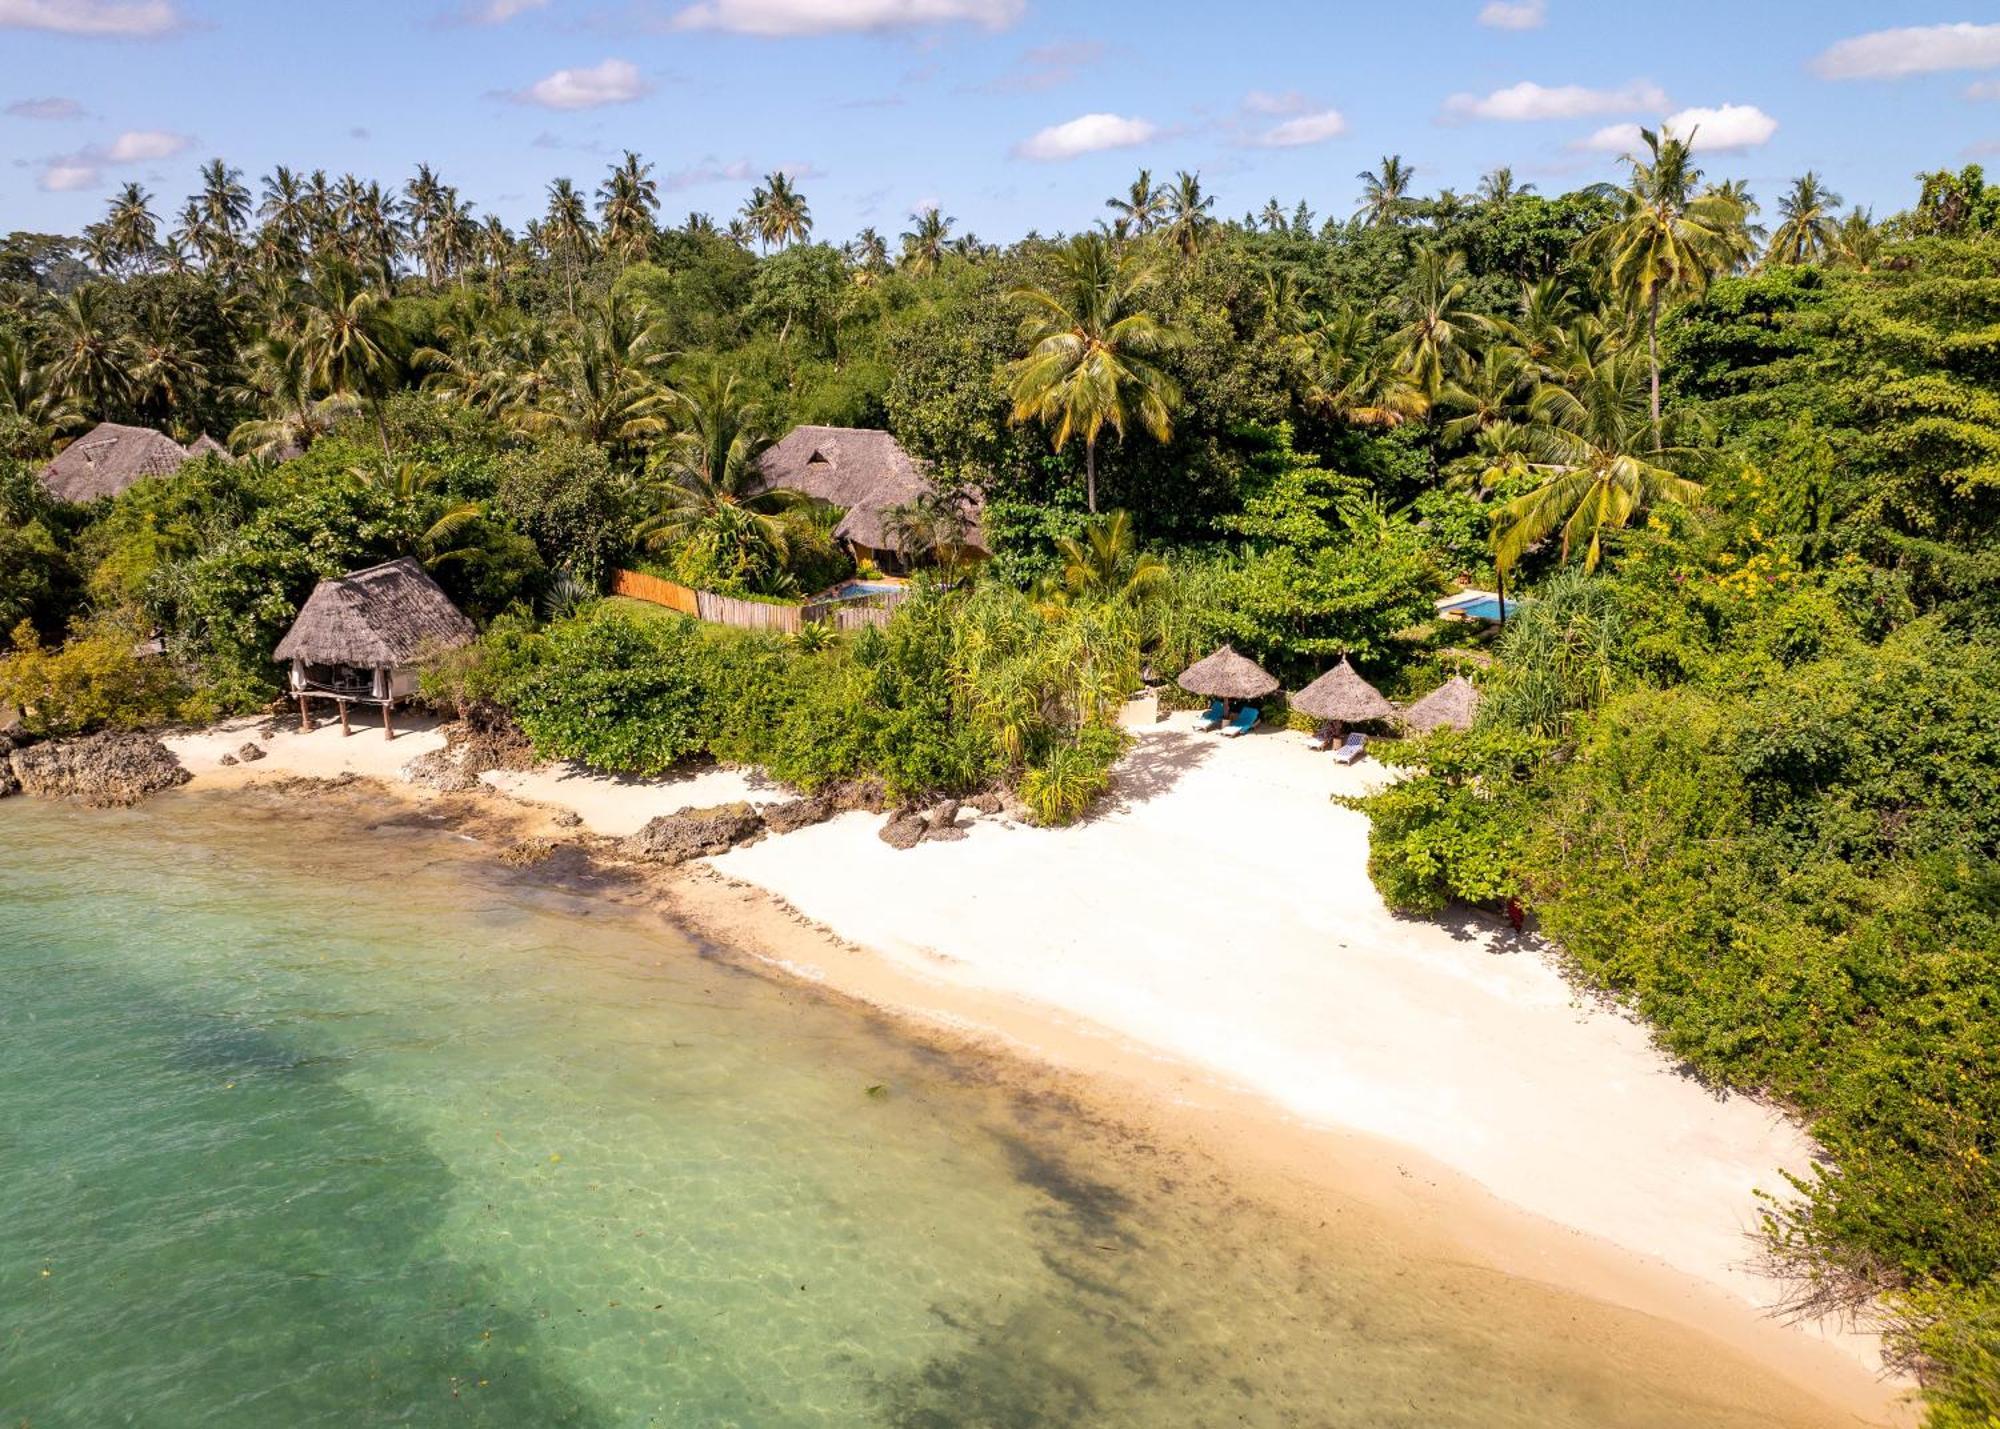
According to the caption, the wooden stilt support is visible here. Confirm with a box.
[383,701,394,740]
[339,700,351,737]
[298,693,310,732]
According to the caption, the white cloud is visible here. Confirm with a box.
[1253,108,1347,148]
[1576,103,1778,154]
[670,0,1020,36]
[1444,79,1666,122]
[1478,0,1545,30]
[508,58,648,109]
[1813,23,2000,80]
[1967,79,2000,101]
[38,161,98,190]
[1244,89,1311,116]
[1013,112,1156,162]
[661,156,755,191]
[0,0,180,34]
[104,127,188,160]
[468,0,546,18]
[5,95,84,118]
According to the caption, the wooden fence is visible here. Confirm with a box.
[611,569,904,635]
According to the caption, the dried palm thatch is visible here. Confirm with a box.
[273,558,474,669]
[1176,645,1279,700]
[38,421,193,503]
[1400,675,1481,733]
[1292,658,1395,724]
[752,425,986,553]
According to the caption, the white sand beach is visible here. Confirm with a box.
[162,708,1904,1418]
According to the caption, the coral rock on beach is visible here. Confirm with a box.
[9,732,191,808]
[761,794,835,835]
[402,746,482,794]
[878,812,927,850]
[624,803,764,864]
[237,742,266,762]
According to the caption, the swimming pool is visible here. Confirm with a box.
[823,579,905,601]
[1438,592,1523,622]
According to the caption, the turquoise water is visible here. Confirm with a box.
[0,791,1852,1426]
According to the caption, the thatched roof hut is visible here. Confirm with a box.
[752,425,986,559]
[1292,658,1395,725]
[38,421,194,503]
[184,433,232,461]
[1400,675,1482,734]
[1176,645,1280,700]
[274,558,474,671]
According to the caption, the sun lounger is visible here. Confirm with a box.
[1331,732,1368,764]
[1308,722,1334,751]
[1193,698,1226,731]
[1220,706,1261,738]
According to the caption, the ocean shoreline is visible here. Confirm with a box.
[128,714,1914,1426]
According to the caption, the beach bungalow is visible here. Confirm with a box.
[36,421,232,504]
[272,558,474,738]
[752,425,985,572]
[1400,675,1481,734]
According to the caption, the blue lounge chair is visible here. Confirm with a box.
[1193,698,1227,731]
[1331,732,1368,764]
[1220,706,1261,738]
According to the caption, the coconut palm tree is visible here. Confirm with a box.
[1576,127,1750,430]
[544,177,596,316]
[294,261,405,456]
[845,226,890,279]
[196,158,251,263]
[635,367,796,585]
[1488,351,1703,574]
[1768,172,1844,267]
[1390,248,1485,414]
[597,150,660,261]
[0,333,85,451]
[1478,167,1535,206]
[1162,171,1215,259]
[103,183,160,273]
[900,207,954,275]
[745,171,811,249]
[1055,509,1167,605]
[1105,169,1167,237]
[45,286,138,417]
[349,458,485,560]
[1833,208,1884,272]
[1298,306,1422,429]
[1355,154,1415,226]
[1005,232,1181,515]
[519,290,669,455]
[883,486,976,583]
[228,329,359,458]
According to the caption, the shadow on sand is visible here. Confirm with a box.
[1100,731,1216,815]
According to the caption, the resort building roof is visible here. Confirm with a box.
[37,421,229,504]
[752,425,985,555]
[1292,658,1396,724]
[1176,645,1280,700]
[273,558,474,670]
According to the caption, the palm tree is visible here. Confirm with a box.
[228,329,359,458]
[1833,208,1884,272]
[745,171,811,250]
[1768,172,1844,266]
[544,177,596,316]
[899,207,954,275]
[846,226,890,278]
[635,367,795,586]
[45,286,138,417]
[0,333,85,451]
[1390,249,1484,414]
[130,325,209,430]
[294,262,405,456]
[1356,155,1415,226]
[1105,169,1166,237]
[598,150,660,261]
[1576,126,1750,430]
[1162,171,1215,259]
[1054,509,1167,605]
[883,486,976,583]
[519,290,669,455]
[1299,305,1422,429]
[1258,197,1286,233]
[1488,351,1703,574]
[1005,233,1181,515]
[1478,167,1534,206]
[196,158,251,267]
[104,183,159,273]
[350,458,484,560]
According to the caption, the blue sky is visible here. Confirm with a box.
[5,1,2000,243]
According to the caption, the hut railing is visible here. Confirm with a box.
[612,569,906,635]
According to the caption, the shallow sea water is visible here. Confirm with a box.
[0,790,1854,1427]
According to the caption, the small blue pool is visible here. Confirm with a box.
[823,580,905,601]
[1438,592,1524,623]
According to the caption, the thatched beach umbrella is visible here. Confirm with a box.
[1292,658,1394,726]
[1400,675,1481,734]
[1176,645,1280,701]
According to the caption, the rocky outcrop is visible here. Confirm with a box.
[401,745,482,793]
[623,803,763,865]
[878,812,927,850]
[237,742,266,763]
[761,793,835,835]
[9,732,190,808]
[0,734,17,799]
[825,778,887,814]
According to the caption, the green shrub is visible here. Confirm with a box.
[0,617,186,736]
[506,610,708,775]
